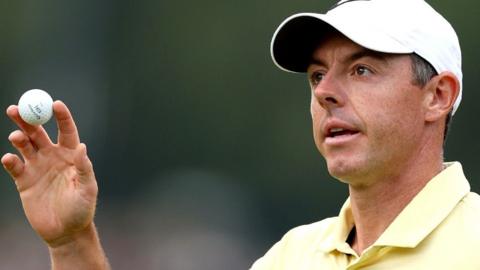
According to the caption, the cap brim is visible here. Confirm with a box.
[271,13,413,73]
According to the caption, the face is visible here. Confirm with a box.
[308,33,427,187]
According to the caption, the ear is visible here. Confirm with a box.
[423,71,460,122]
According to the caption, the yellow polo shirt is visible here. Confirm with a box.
[250,162,480,269]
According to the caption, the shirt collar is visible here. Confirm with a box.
[317,162,470,253]
[375,162,470,248]
[317,197,355,253]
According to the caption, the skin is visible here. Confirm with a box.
[1,101,110,270]
[307,33,459,254]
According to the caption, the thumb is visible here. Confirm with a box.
[74,143,94,184]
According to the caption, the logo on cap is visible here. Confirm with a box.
[329,0,371,11]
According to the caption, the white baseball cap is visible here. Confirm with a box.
[271,0,463,114]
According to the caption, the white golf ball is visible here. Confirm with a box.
[18,89,54,125]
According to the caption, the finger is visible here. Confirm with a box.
[6,105,53,149]
[8,130,37,160]
[74,143,95,185]
[1,153,25,179]
[53,101,80,149]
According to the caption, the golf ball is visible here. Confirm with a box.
[18,89,54,125]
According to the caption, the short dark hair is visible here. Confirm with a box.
[409,53,452,145]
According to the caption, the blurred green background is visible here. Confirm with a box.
[0,0,478,269]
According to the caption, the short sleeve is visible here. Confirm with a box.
[249,238,285,270]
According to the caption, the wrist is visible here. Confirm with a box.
[48,223,110,270]
[47,222,95,248]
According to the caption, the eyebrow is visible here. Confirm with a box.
[309,48,390,69]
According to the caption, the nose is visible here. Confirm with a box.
[312,75,345,110]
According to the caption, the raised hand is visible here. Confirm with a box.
[1,100,98,247]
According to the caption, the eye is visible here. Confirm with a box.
[354,65,373,76]
[309,71,325,86]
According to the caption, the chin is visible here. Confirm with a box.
[326,158,367,184]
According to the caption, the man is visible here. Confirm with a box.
[250,0,480,269]
[1,0,479,270]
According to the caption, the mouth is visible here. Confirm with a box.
[327,128,360,138]
[324,127,361,146]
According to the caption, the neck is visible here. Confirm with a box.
[347,137,443,255]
